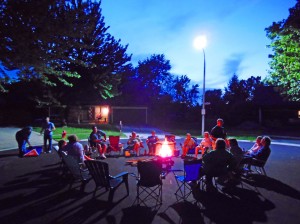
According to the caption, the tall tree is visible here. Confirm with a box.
[136,54,172,100]
[265,0,300,101]
[0,0,131,100]
[224,74,263,104]
[172,75,199,107]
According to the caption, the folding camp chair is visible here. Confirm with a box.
[136,160,163,206]
[172,159,202,201]
[107,135,123,156]
[243,151,271,176]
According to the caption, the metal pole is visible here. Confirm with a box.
[201,49,206,136]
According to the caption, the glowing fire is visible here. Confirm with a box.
[158,139,173,157]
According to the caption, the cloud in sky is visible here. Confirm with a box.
[223,53,245,78]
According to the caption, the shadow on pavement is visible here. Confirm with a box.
[242,174,300,200]
[190,187,275,224]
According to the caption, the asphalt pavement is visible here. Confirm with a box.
[1,127,300,224]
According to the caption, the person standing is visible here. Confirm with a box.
[41,117,56,153]
[210,118,228,148]
[15,126,32,157]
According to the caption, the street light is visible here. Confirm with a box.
[193,35,207,136]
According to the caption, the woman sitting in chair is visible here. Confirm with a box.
[181,133,197,159]
[195,131,212,159]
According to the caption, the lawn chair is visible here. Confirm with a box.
[136,160,164,206]
[107,135,123,156]
[84,160,129,202]
[244,151,271,176]
[172,159,202,201]
[61,151,91,192]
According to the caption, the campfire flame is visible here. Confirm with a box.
[158,139,173,157]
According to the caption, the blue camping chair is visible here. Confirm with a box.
[172,159,202,201]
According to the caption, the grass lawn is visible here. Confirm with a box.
[34,124,257,142]
[33,124,126,141]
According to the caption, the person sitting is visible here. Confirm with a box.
[57,139,67,157]
[64,135,85,164]
[181,133,197,158]
[210,118,228,148]
[89,126,107,159]
[195,131,212,159]
[245,136,263,155]
[127,131,143,156]
[242,136,271,170]
[202,138,236,192]
[228,138,244,173]
[146,130,159,156]
[15,126,32,157]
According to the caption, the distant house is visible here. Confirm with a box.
[67,104,148,125]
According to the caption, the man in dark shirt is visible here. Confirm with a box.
[89,126,107,159]
[210,118,227,148]
[146,130,159,155]
[15,126,32,157]
[202,138,236,192]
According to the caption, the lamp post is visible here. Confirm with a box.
[194,35,207,136]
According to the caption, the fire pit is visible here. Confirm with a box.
[155,139,176,174]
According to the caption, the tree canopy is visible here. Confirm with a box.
[265,0,300,101]
[0,0,131,100]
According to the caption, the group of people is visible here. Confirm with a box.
[125,130,159,156]
[180,118,227,159]
[15,117,56,157]
[15,118,272,190]
[176,118,272,191]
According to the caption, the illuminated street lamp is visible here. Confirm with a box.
[193,35,207,136]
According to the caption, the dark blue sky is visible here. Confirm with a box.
[102,0,296,89]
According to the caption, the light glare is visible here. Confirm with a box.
[194,35,207,50]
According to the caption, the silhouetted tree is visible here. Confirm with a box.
[0,0,131,100]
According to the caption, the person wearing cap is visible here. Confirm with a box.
[146,130,159,156]
[15,126,32,157]
[127,131,143,156]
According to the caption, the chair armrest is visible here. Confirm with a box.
[110,171,129,179]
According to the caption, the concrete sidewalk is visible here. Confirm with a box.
[0,127,54,151]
